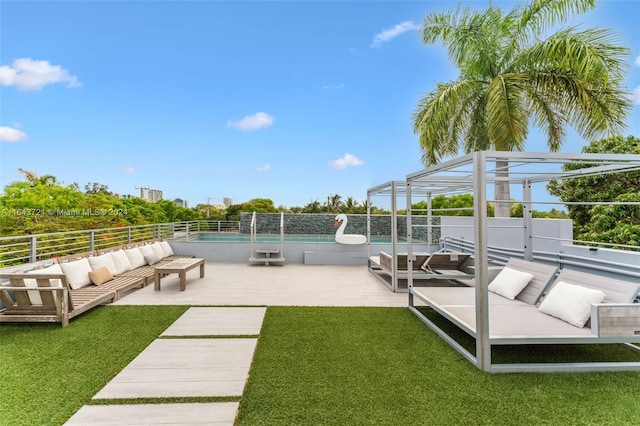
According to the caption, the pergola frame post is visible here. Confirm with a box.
[473,152,491,372]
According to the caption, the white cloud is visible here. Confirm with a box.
[226,112,274,131]
[0,58,81,90]
[119,165,136,174]
[256,164,272,173]
[371,21,420,48]
[321,84,345,90]
[0,126,27,142]
[328,153,364,170]
[635,55,640,67]
[630,86,640,105]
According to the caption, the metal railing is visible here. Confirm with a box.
[0,221,239,267]
[440,235,640,279]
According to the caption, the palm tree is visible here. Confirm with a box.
[326,194,344,213]
[304,200,322,213]
[344,197,360,213]
[17,168,38,185]
[413,0,631,216]
[17,168,58,186]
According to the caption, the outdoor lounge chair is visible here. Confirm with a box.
[409,264,640,372]
[413,258,558,306]
[419,252,475,282]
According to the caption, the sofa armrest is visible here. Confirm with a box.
[591,303,640,337]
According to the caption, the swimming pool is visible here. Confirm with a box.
[190,233,400,244]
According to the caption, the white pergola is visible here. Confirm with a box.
[403,151,640,373]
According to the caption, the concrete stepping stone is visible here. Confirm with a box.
[161,307,266,336]
[65,402,238,425]
[93,339,257,398]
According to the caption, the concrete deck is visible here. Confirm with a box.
[66,263,405,425]
[113,263,408,307]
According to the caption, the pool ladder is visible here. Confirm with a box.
[248,212,285,265]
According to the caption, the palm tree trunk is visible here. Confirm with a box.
[494,159,511,217]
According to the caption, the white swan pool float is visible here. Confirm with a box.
[334,214,367,245]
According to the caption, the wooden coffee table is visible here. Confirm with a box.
[154,258,205,291]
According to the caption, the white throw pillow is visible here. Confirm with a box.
[24,264,64,305]
[144,252,162,266]
[60,258,93,289]
[138,244,154,258]
[88,253,118,275]
[110,250,132,274]
[487,266,534,300]
[150,242,166,260]
[538,281,606,328]
[160,240,174,257]
[124,248,146,269]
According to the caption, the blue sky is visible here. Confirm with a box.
[1,0,639,210]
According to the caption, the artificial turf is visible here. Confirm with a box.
[237,306,640,425]
[0,305,187,426]
[2,305,640,425]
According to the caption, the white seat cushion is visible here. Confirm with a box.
[24,263,64,305]
[88,253,118,275]
[160,240,174,257]
[138,244,153,258]
[110,250,133,274]
[538,281,606,328]
[60,258,93,289]
[150,242,166,260]
[124,248,146,269]
[488,266,534,300]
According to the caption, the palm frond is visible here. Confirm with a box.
[526,88,566,151]
[465,94,492,152]
[486,74,530,151]
[516,0,597,36]
[504,0,598,71]
[413,79,484,166]
[423,5,504,77]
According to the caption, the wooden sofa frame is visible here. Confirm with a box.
[0,240,192,327]
[0,272,114,328]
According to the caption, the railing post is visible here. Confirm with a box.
[523,179,533,261]
[30,235,37,263]
[89,230,95,253]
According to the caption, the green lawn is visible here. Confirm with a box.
[0,305,188,426]
[238,307,640,425]
[2,305,640,425]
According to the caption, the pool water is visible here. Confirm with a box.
[190,233,400,244]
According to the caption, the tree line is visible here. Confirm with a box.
[1,136,638,247]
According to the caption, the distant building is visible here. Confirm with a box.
[140,187,163,203]
[112,193,134,199]
[223,196,233,208]
[173,198,188,208]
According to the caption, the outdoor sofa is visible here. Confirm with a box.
[0,240,188,327]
